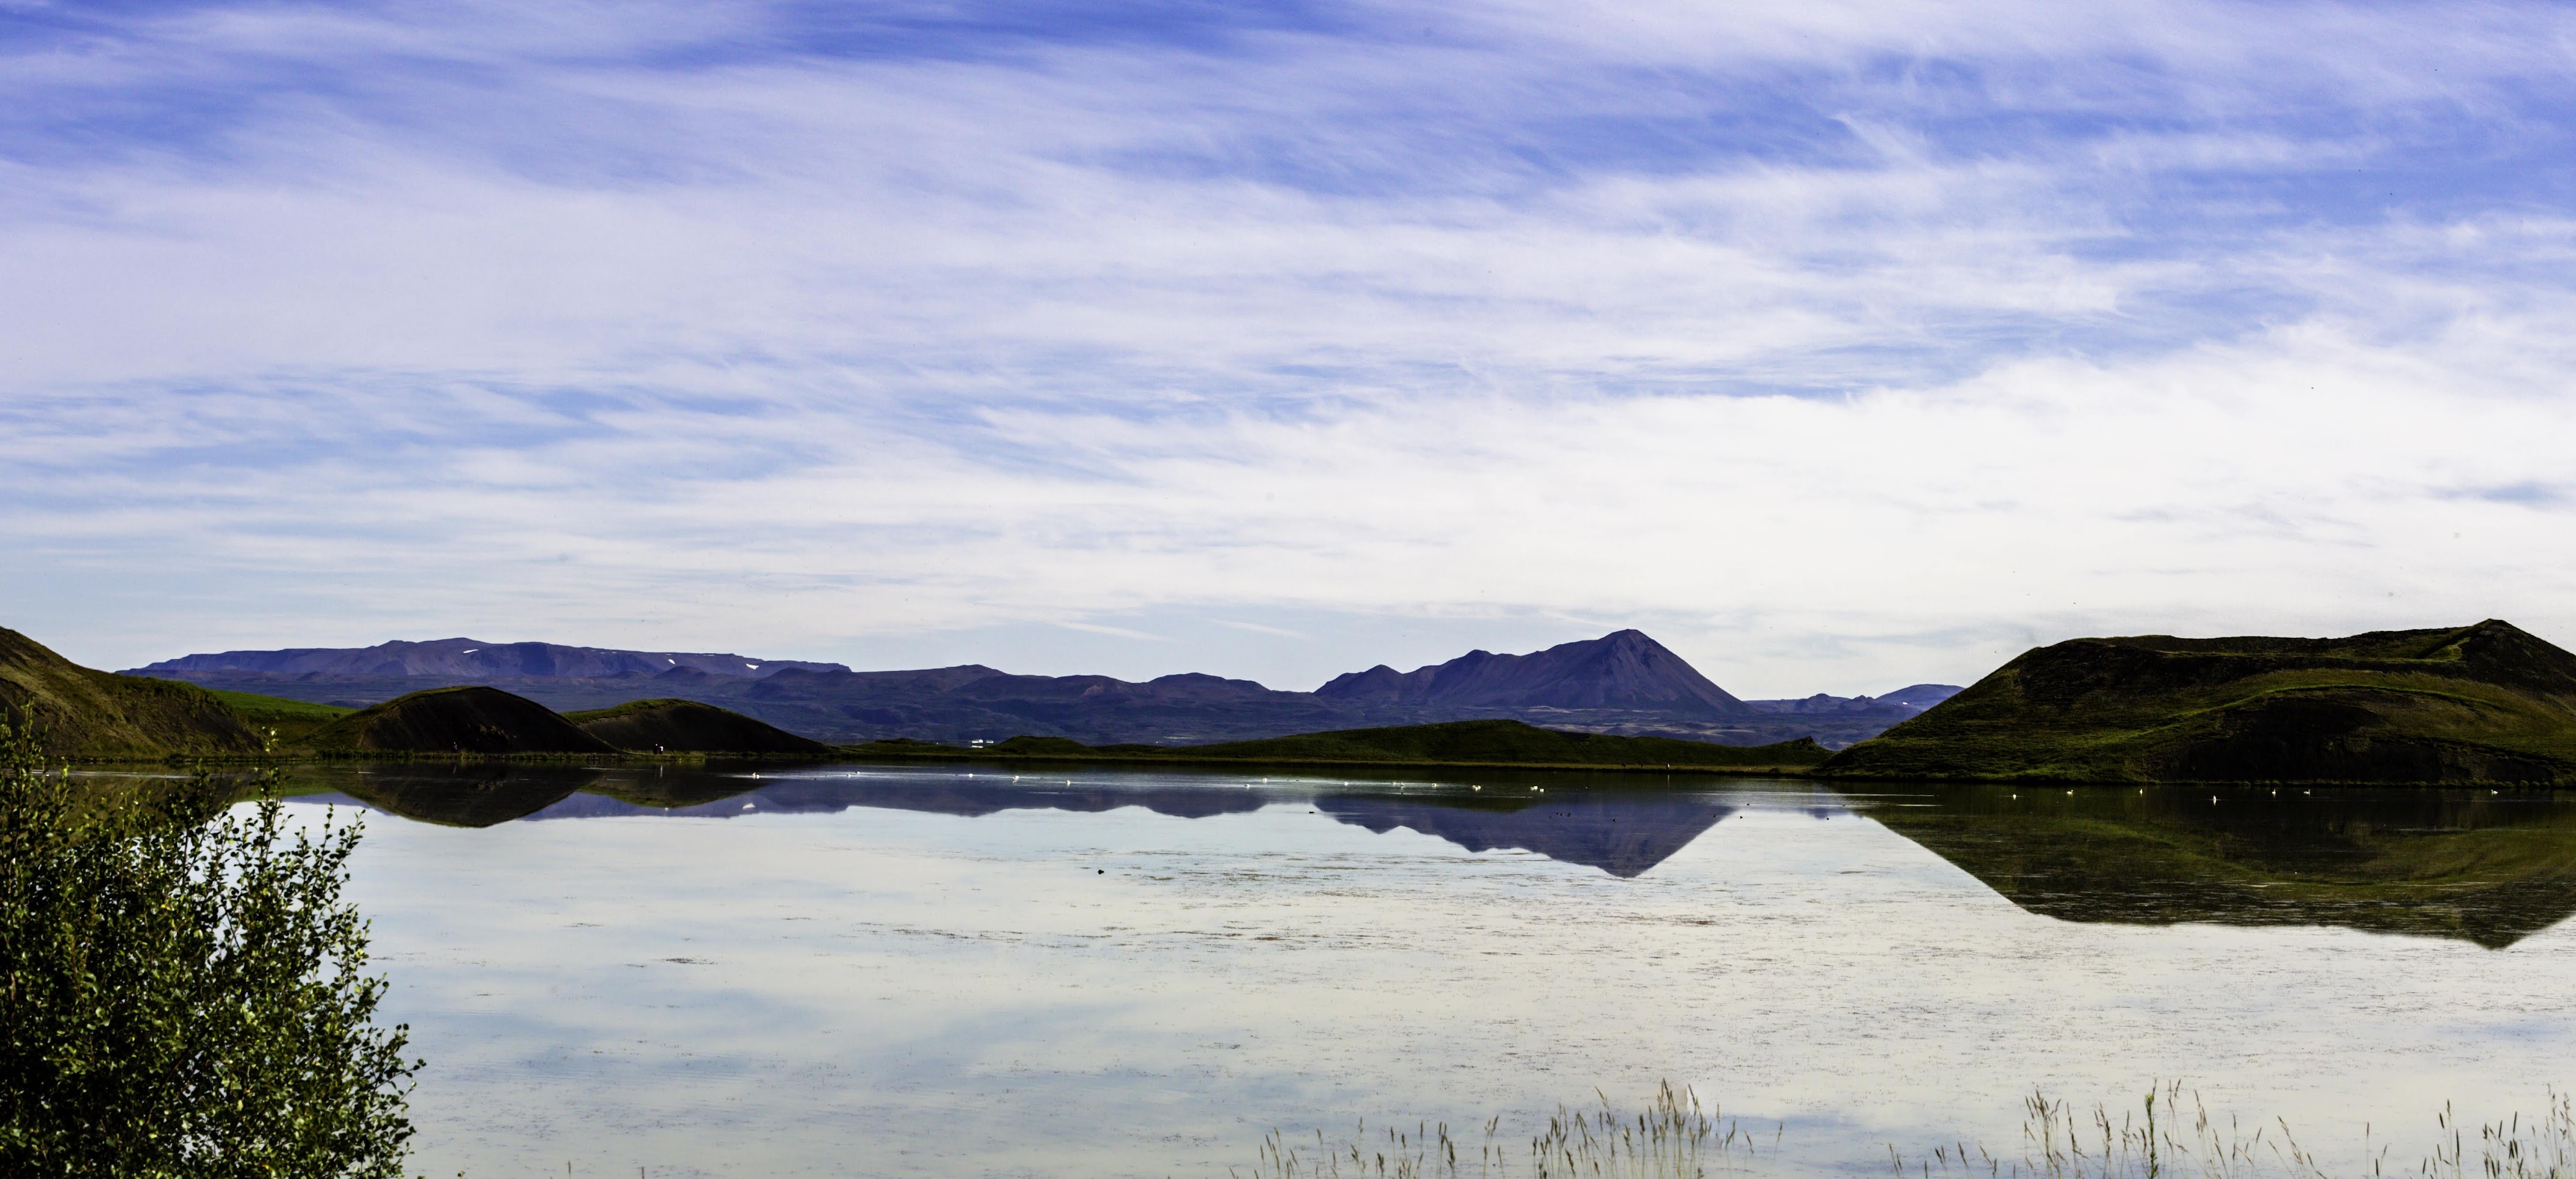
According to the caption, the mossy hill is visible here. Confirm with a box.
[307,686,617,755]
[1857,782,2576,948]
[564,698,833,755]
[852,718,1829,771]
[1823,620,2576,784]
[204,688,354,746]
[0,626,262,759]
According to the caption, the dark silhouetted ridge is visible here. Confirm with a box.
[566,698,833,755]
[309,686,616,755]
[130,638,846,679]
[1315,630,1750,717]
[129,627,1911,747]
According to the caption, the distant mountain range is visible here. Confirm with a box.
[136,638,847,679]
[1745,683,1961,714]
[127,629,1960,748]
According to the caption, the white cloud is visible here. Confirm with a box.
[2,0,2574,692]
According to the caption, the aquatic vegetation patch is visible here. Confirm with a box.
[1245,1082,2576,1179]
[1240,1081,1764,1179]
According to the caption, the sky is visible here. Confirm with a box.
[4,0,2575,696]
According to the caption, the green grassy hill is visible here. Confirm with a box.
[307,686,617,755]
[565,698,834,755]
[1822,620,2576,784]
[203,688,354,747]
[855,718,1829,771]
[0,627,263,760]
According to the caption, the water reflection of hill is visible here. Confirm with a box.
[1317,794,1735,877]
[1851,785,2576,948]
[329,764,599,828]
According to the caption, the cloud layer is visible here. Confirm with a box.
[5,0,2574,692]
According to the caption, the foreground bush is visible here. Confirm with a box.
[0,718,416,1177]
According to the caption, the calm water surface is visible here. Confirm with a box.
[241,763,2576,1177]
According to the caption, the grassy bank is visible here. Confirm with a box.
[844,719,1830,776]
[201,689,354,746]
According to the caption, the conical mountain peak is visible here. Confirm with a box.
[1316,631,1748,717]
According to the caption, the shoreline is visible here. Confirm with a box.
[64,749,2576,787]
[61,748,1827,777]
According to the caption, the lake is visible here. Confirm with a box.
[245,762,2576,1177]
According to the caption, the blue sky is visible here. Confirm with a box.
[5,0,2575,694]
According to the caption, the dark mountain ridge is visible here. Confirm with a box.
[1317,629,1749,716]
[565,698,834,755]
[134,637,845,680]
[309,686,617,755]
[1743,683,1961,716]
[132,629,1939,747]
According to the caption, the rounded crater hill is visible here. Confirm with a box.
[566,698,834,755]
[308,686,615,755]
[1822,620,2576,784]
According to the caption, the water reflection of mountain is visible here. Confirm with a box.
[585,776,1741,877]
[299,766,2576,943]
[305,766,1748,878]
[1318,794,1737,877]
[573,776,1282,821]
[568,776,1743,876]
[1853,785,2576,948]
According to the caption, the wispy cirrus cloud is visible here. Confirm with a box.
[3,0,2574,692]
